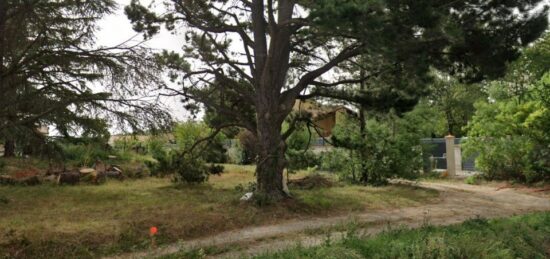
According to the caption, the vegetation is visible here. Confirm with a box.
[144,122,229,183]
[124,0,547,200]
[0,165,438,258]
[0,0,170,158]
[254,212,550,259]
[464,34,550,183]
[326,101,449,185]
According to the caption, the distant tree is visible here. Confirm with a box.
[126,0,548,200]
[464,34,550,183]
[487,32,550,102]
[0,0,171,157]
[428,75,487,137]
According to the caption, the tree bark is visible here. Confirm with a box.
[358,69,368,183]
[255,116,288,200]
[250,0,295,201]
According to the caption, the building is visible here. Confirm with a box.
[293,100,355,138]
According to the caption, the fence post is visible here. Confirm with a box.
[445,135,456,177]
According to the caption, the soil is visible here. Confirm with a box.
[107,181,550,259]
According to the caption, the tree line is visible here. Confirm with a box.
[1,0,548,201]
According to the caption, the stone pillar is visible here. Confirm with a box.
[454,145,462,175]
[445,135,456,177]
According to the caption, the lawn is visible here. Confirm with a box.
[253,212,550,259]
[0,164,438,258]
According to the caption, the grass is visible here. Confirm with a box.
[0,157,49,175]
[0,164,439,258]
[253,212,550,259]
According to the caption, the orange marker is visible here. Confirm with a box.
[150,226,158,236]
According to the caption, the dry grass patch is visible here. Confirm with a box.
[0,165,438,258]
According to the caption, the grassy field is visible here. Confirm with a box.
[0,164,438,258]
[251,212,550,259]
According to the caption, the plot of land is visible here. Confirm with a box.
[119,181,550,259]
[0,165,438,258]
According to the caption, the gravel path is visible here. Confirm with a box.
[107,181,550,259]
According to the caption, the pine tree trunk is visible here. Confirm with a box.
[255,116,288,201]
[358,69,369,183]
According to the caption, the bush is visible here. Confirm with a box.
[318,149,350,172]
[464,175,480,185]
[226,145,244,164]
[172,154,210,183]
[287,149,320,172]
[173,122,228,163]
[170,154,224,184]
[332,115,423,185]
[61,143,109,167]
[237,130,257,164]
[464,99,550,183]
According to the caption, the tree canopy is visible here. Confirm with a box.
[125,0,549,200]
[0,0,171,157]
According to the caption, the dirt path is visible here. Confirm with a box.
[108,181,550,259]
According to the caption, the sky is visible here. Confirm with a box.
[95,0,550,125]
[96,0,190,122]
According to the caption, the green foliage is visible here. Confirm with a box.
[285,125,320,172]
[428,77,487,137]
[463,34,550,183]
[464,98,550,183]
[287,149,320,172]
[125,0,547,198]
[226,144,244,165]
[61,143,109,167]
[174,122,227,163]
[144,122,227,182]
[171,154,210,184]
[318,149,351,173]
[146,137,167,159]
[0,0,170,145]
[332,113,424,185]
[256,212,550,259]
[464,175,481,185]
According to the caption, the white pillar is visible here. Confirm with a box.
[445,135,456,177]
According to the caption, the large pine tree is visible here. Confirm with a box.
[125,0,548,200]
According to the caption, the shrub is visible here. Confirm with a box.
[147,149,225,183]
[61,143,109,167]
[171,154,210,183]
[465,175,479,185]
[226,145,244,164]
[317,148,349,172]
[287,149,320,172]
[174,122,228,163]
[237,130,257,164]
[146,149,174,177]
[332,115,423,185]
[464,99,550,183]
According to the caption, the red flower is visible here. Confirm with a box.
[150,226,158,236]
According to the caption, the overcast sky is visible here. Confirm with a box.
[95,0,550,124]
[96,0,191,122]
